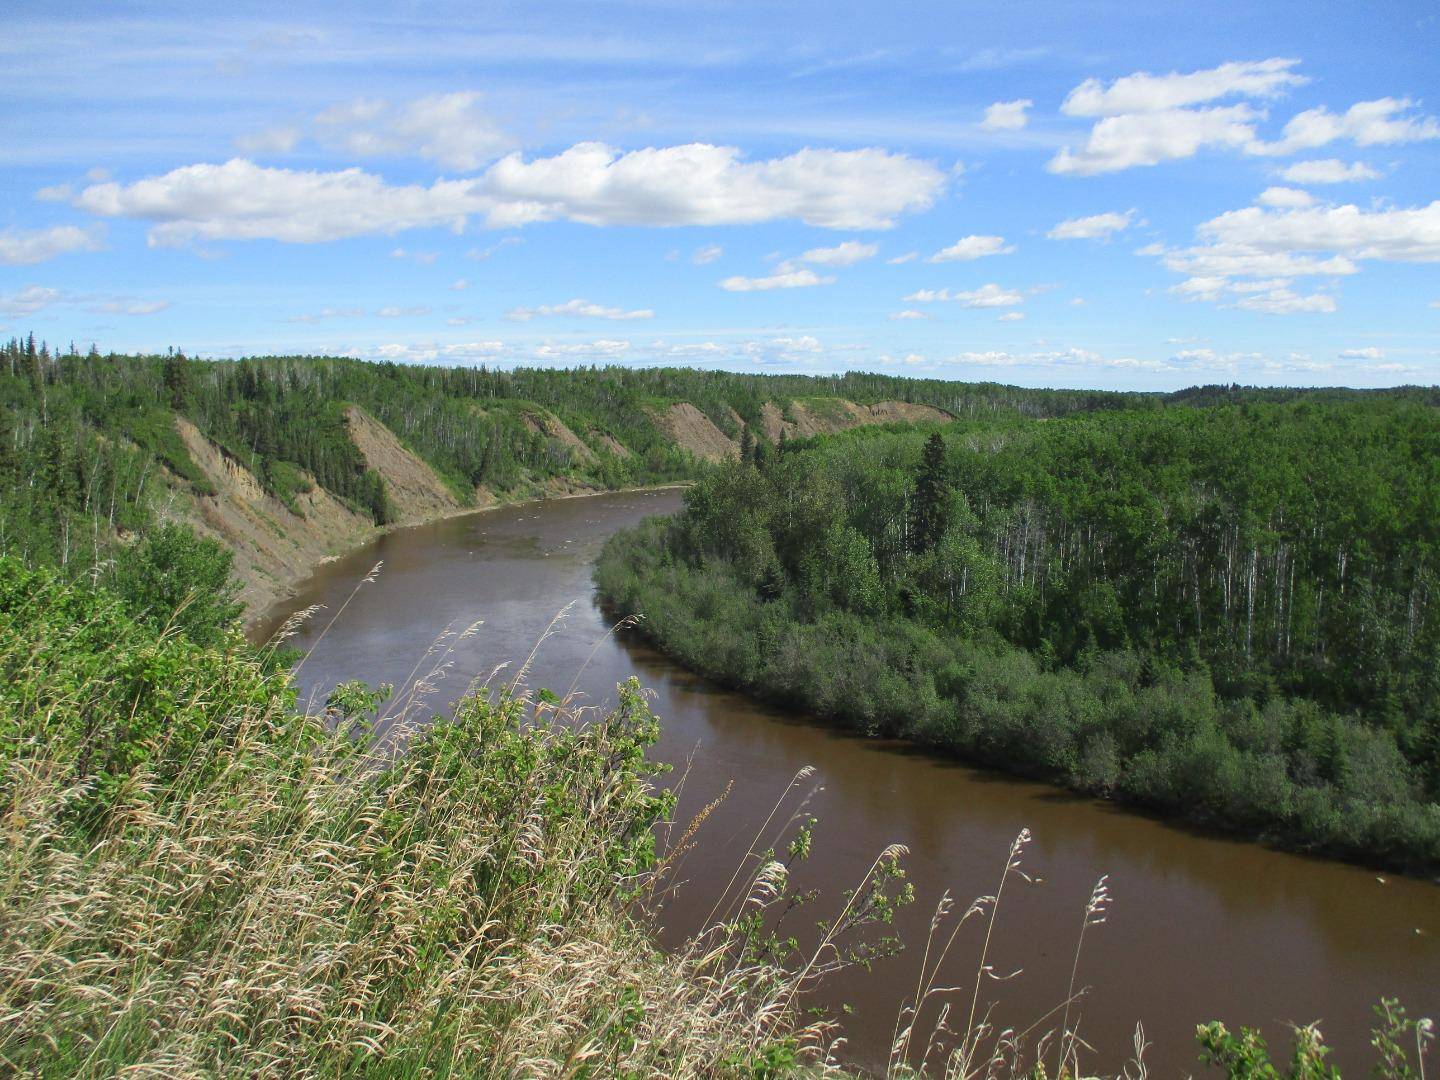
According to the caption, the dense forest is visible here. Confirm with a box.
[596,401,1440,871]
[0,334,1158,590]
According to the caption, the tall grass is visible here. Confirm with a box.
[0,560,846,1076]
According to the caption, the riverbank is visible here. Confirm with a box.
[242,480,691,634]
[593,513,1440,880]
[259,487,1440,1078]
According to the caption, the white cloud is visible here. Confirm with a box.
[981,99,1032,131]
[768,335,822,353]
[788,239,878,267]
[0,285,168,317]
[1199,200,1440,263]
[1256,186,1314,208]
[0,224,103,265]
[926,235,1014,262]
[719,268,834,291]
[85,167,112,183]
[1049,104,1262,175]
[450,278,469,290]
[1279,159,1381,183]
[35,184,73,202]
[954,284,1023,308]
[532,339,631,360]
[0,285,63,316]
[506,298,654,321]
[886,251,918,265]
[390,247,438,264]
[997,311,1026,322]
[1047,209,1135,240]
[1339,347,1385,360]
[73,143,945,244]
[691,244,724,265]
[479,142,945,230]
[1254,98,1440,155]
[314,92,513,171]
[1231,287,1336,314]
[376,305,433,317]
[905,283,1023,308]
[1061,59,1306,117]
[888,309,927,320]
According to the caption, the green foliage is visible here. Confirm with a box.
[109,522,246,647]
[596,401,1440,871]
[0,563,822,1075]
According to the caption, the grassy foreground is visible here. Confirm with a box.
[0,557,847,1077]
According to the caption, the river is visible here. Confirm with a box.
[254,488,1438,1078]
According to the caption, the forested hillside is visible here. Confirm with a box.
[5,335,1120,614]
[596,401,1440,871]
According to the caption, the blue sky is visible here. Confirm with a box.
[2,0,1438,390]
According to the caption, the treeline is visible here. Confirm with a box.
[0,334,1173,591]
[595,401,1440,871]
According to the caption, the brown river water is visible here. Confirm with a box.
[255,488,1439,1077]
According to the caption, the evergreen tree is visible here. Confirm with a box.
[909,431,948,554]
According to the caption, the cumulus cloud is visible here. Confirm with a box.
[479,142,945,230]
[1199,200,1440,263]
[72,143,945,245]
[0,224,104,265]
[0,285,64,316]
[1339,346,1385,359]
[1141,194,1434,316]
[506,298,654,321]
[1256,186,1314,208]
[1049,104,1262,175]
[1277,159,1380,184]
[1049,61,1434,176]
[376,305,433,317]
[1061,59,1306,117]
[786,239,878,268]
[719,268,834,291]
[1047,209,1135,240]
[888,309,927,320]
[1253,98,1440,155]
[926,235,1014,262]
[314,92,513,170]
[981,99,1032,130]
[997,311,1025,321]
[691,244,724,264]
[903,283,1023,307]
[532,338,631,360]
[886,251,918,265]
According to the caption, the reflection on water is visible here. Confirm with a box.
[256,489,1439,1077]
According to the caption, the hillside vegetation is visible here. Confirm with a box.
[596,402,1440,872]
[0,335,1135,615]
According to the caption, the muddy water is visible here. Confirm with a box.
[255,489,1439,1077]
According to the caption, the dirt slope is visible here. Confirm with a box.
[172,417,376,619]
[590,431,631,458]
[344,406,462,523]
[758,399,951,441]
[522,409,596,465]
[652,403,738,463]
